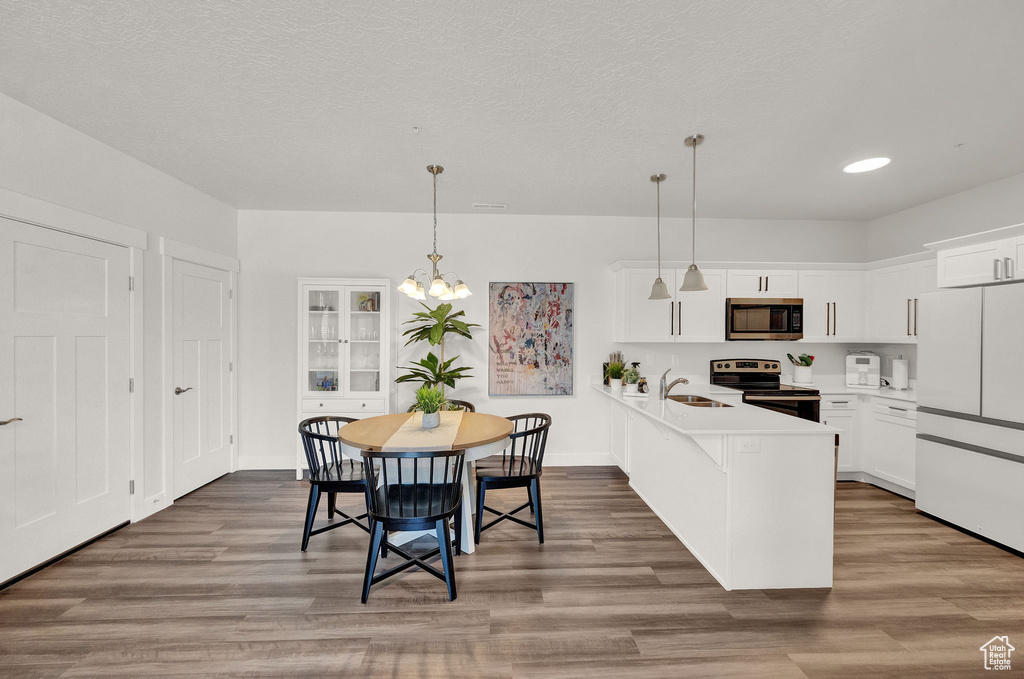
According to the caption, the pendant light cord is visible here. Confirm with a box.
[691,139,697,266]
[432,170,438,256]
[656,178,662,279]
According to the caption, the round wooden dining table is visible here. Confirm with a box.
[338,412,513,554]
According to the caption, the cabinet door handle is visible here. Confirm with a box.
[907,299,912,336]
[758,276,763,292]
[765,276,769,293]
[914,298,918,336]
[1006,257,1016,280]
[670,300,674,336]
[994,258,1003,280]
[832,301,837,336]
[678,301,682,335]
[826,302,830,336]
[0,417,23,426]
[174,387,193,395]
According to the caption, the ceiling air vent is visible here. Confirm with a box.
[472,203,508,210]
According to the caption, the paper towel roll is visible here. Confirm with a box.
[891,359,909,391]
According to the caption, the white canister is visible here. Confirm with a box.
[792,365,813,384]
[891,359,909,391]
[609,378,623,392]
[624,382,638,395]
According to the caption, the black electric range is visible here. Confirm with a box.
[710,359,821,422]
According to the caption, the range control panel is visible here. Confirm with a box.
[710,359,781,373]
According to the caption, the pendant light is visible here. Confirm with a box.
[648,173,671,300]
[680,134,708,292]
[397,165,472,301]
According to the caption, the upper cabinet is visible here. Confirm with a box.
[864,260,935,344]
[936,237,1018,287]
[726,269,799,298]
[615,268,725,343]
[798,270,863,342]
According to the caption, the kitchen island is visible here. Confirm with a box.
[594,384,838,590]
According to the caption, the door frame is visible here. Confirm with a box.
[159,237,240,502]
[0,188,147,523]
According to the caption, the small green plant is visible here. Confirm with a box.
[623,367,640,384]
[797,353,815,366]
[605,362,625,380]
[413,385,448,414]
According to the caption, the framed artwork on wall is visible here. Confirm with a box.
[488,282,574,396]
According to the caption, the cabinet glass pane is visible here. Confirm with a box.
[347,290,381,393]
[306,288,340,394]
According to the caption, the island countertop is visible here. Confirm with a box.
[591,383,839,436]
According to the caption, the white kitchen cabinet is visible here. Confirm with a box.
[936,237,1017,287]
[296,278,394,477]
[726,269,799,298]
[609,399,629,472]
[798,270,863,341]
[981,283,1024,424]
[615,268,725,343]
[820,395,859,472]
[865,260,934,343]
[867,400,917,495]
[616,268,676,342]
[1017,236,1024,278]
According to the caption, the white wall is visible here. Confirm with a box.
[866,169,1024,260]
[237,210,866,468]
[0,93,237,515]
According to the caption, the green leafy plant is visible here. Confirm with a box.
[396,302,480,390]
[797,353,815,366]
[605,362,626,380]
[413,385,448,414]
[623,367,641,384]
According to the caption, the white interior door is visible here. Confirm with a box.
[172,259,232,498]
[0,218,131,583]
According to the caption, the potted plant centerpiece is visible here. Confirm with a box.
[413,385,447,429]
[792,353,815,384]
[606,362,626,392]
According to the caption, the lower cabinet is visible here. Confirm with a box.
[820,396,859,472]
[866,400,917,494]
[609,399,630,472]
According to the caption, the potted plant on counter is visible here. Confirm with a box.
[606,362,625,392]
[413,385,448,429]
[791,353,815,385]
[623,366,641,394]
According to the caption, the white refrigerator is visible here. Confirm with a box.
[916,285,1024,552]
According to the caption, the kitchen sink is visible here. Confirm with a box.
[667,394,733,407]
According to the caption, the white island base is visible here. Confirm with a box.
[597,385,837,590]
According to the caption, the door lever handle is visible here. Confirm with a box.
[0,417,23,426]
[174,387,193,395]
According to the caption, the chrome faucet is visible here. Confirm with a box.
[659,369,690,399]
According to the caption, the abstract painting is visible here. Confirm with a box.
[488,282,574,395]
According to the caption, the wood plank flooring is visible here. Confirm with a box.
[2,468,1023,678]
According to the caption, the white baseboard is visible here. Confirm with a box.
[238,452,616,471]
[239,455,294,470]
[543,452,617,467]
[837,471,915,500]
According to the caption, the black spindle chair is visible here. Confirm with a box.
[360,449,465,602]
[474,413,551,545]
[407,399,476,413]
[298,416,370,551]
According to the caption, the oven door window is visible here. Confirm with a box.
[744,396,820,422]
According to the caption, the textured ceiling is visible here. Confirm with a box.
[2,1,1024,221]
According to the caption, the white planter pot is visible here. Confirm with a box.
[421,411,441,429]
[624,383,638,394]
[609,378,623,392]
[792,365,813,384]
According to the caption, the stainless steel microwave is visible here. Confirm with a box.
[725,298,804,341]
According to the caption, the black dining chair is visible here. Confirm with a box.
[360,448,465,602]
[407,399,476,413]
[298,416,370,551]
[474,413,551,545]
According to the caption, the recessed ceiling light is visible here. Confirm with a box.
[842,157,891,173]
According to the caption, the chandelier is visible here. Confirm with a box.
[397,165,471,301]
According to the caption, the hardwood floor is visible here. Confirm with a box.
[2,468,1023,678]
